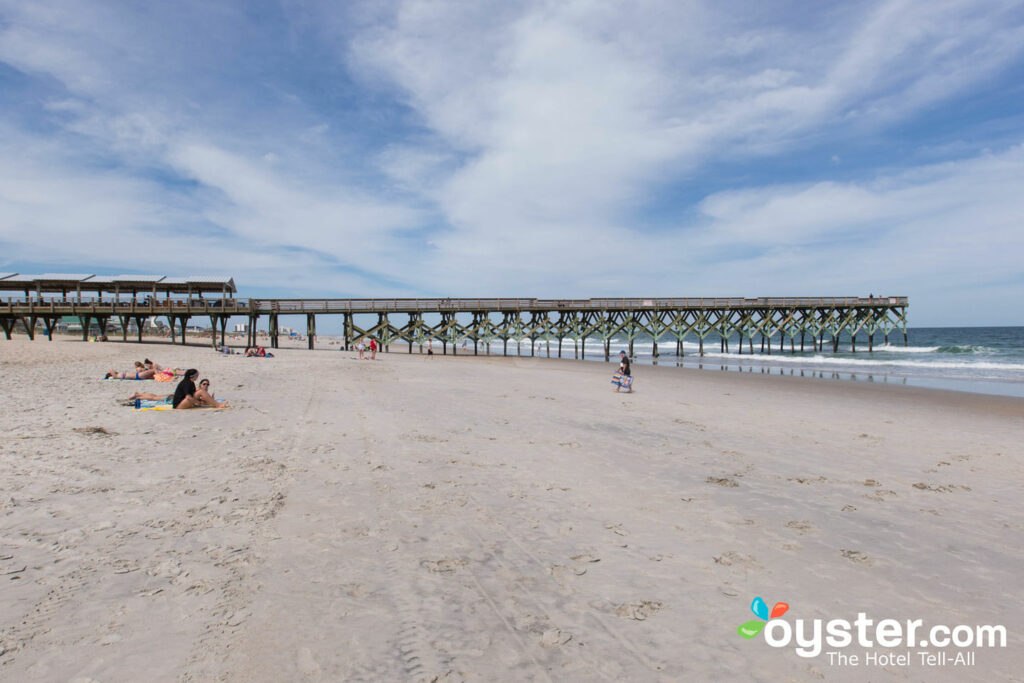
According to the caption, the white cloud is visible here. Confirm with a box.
[0,0,1022,323]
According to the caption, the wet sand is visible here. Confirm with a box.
[0,337,1021,681]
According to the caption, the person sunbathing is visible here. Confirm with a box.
[144,359,182,374]
[105,362,156,380]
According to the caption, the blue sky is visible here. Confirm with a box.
[1,0,1022,325]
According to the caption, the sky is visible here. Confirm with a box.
[0,0,1022,326]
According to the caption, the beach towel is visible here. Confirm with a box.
[611,372,633,389]
[153,371,175,382]
[133,397,229,411]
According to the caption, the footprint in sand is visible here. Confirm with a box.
[788,476,827,485]
[604,523,628,536]
[706,477,739,487]
[549,564,587,582]
[615,601,663,621]
[840,549,873,565]
[785,520,814,534]
[570,553,601,563]
[713,551,761,568]
[421,558,464,574]
[541,628,573,647]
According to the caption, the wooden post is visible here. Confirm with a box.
[699,336,704,356]
[307,313,315,350]
[180,317,188,345]
[221,318,228,347]
[81,316,91,341]
[210,315,218,347]
[135,317,145,343]
[869,332,873,352]
[43,316,55,341]
[25,316,35,340]
[604,338,610,362]
[1,318,14,340]
[168,316,176,344]
[119,315,129,342]
[801,331,805,352]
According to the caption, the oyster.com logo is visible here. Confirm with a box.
[738,596,789,639]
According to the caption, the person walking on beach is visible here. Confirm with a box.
[357,338,366,360]
[613,350,633,393]
[369,338,378,360]
[427,339,434,359]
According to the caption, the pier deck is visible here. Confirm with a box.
[1,296,908,357]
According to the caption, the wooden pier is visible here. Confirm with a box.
[1,290,909,357]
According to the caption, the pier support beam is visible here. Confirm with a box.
[307,313,316,350]
[41,316,56,341]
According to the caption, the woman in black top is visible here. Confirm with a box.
[172,369,200,409]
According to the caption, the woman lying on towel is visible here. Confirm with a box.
[105,361,157,380]
[143,359,182,381]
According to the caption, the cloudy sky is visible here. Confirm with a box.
[1,0,1022,325]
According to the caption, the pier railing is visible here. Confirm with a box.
[0,295,908,356]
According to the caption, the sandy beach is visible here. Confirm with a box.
[0,337,1021,681]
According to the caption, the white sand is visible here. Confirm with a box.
[0,337,1021,681]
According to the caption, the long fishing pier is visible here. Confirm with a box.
[1,287,908,358]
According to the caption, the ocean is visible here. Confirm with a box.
[508,327,1024,399]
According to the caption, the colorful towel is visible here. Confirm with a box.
[154,371,175,382]
[611,372,633,389]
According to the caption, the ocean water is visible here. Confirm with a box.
[502,327,1024,399]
